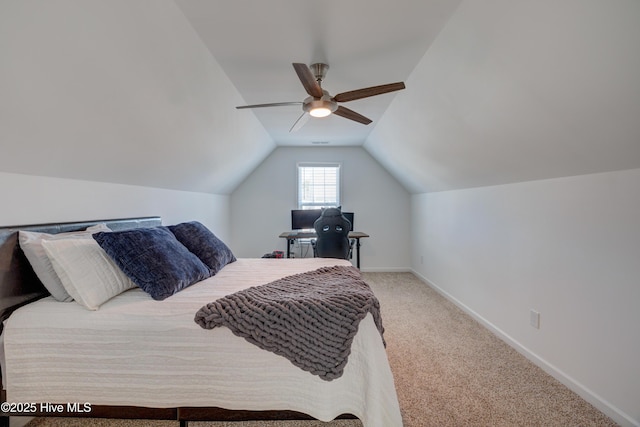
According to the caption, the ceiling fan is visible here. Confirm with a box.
[236,63,405,132]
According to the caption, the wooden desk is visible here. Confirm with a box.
[279,231,370,269]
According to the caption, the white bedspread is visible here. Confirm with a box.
[3,258,402,427]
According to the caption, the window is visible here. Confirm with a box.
[297,163,340,209]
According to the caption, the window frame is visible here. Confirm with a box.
[296,162,341,210]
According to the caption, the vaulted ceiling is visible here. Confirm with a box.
[2,0,639,195]
[174,0,461,147]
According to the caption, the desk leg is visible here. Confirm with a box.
[355,238,361,269]
[287,239,293,258]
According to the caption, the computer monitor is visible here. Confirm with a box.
[291,209,321,230]
[291,209,354,231]
[342,212,354,231]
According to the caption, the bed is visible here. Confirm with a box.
[0,217,402,427]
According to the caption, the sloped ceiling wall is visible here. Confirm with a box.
[0,0,274,195]
[365,0,640,194]
[2,1,639,197]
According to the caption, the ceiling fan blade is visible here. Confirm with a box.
[236,102,302,109]
[292,63,324,98]
[333,82,405,103]
[333,106,372,125]
[289,112,310,133]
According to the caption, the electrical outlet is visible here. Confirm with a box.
[530,309,540,329]
[420,255,424,264]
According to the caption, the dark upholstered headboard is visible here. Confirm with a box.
[0,217,162,332]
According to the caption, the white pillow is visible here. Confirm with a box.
[41,237,136,310]
[18,224,111,302]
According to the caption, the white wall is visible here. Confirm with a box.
[411,168,640,426]
[0,172,230,243]
[230,146,411,271]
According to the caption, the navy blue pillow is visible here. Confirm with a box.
[93,227,211,301]
[168,221,236,275]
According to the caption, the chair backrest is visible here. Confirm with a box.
[313,208,352,259]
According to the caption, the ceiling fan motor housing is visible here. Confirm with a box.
[310,63,330,82]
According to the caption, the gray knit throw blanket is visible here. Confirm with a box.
[194,265,385,381]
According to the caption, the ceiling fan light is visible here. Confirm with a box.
[310,107,332,118]
[304,97,337,118]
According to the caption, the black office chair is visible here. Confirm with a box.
[311,207,353,260]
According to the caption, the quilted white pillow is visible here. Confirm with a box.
[18,224,111,302]
[41,237,136,310]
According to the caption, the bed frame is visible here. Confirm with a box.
[0,217,356,427]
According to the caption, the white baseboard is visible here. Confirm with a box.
[410,269,638,427]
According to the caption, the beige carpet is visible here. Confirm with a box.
[24,272,615,427]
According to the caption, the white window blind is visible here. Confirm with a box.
[297,163,340,209]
